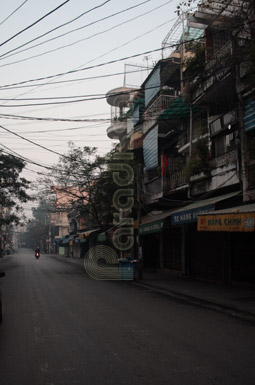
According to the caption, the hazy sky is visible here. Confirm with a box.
[0,0,183,217]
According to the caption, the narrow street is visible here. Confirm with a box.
[0,249,254,385]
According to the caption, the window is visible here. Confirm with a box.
[210,118,222,135]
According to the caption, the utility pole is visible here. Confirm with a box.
[136,163,143,279]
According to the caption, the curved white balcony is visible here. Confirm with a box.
[106,87,136,108]
[106,119,127,140]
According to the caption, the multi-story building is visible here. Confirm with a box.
[48,188,70,253]
[106,0,255,284]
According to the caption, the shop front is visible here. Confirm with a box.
[138,191,241,278]
[139,208,183,273]
[170,191,241,281]
[197,204,255,283]
[139,219,163,270]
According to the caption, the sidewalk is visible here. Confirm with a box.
[135,269,255,322]
[42,254,255,322]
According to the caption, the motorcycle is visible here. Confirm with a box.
[35,251,40,259]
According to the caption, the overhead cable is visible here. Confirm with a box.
[0,0,111,58]
[0,0,154,60]
[0,0,29,27]
[0,0,71,48]
[0,18,252,90]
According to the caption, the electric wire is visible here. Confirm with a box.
[0,4,251,167]
[0,0,112,59]
[0,124,70,158]
[0,0,71,48]
[0,17,252,91]
[0,1,173,69]
[0,58,241,107]
[0,68,149,90]
[0,143,55,170]
[0,0,29,27]
[0,113,110,122]
[0,0,154,61]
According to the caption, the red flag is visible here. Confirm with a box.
[162,153,169,176]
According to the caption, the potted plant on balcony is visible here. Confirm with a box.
[184,42,206,76]
[184,138,210,181]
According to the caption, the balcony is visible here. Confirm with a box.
[188,149,239,196]
[209,149,237,169]
[106,119,127,140]
[142,94,176,133]
[189,41,233,104]
[206,40,233,71]
[164,170,187,194]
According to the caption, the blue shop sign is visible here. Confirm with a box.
[171,204,215,225]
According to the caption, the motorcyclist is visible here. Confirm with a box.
[35,246,40,256]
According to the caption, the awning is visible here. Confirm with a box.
[139,191,241,234]
[59,235,71,246]
[139,220,164,235]
[78,229,100,240]
[97,232,107,242]
[60,238,69,245]
[171,191,241,225]
[158,96,197,120]
[197,203,255,232]
[139,208,178,235]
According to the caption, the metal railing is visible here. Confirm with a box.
[144,94,176,119]
[206,40,233,70]
[209,149,237,169]
[142,94,177,133]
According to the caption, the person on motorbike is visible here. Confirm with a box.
[35,246,40,257]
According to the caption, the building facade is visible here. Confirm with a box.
[105,0,255,284]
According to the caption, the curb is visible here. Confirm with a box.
[134,281,255,323]
[48,254,255,323]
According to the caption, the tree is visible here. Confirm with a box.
[0,151,31,226]
[19,199,51,249]
[37,143,122,231]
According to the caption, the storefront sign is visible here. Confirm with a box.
[197,213,255,232]
[172,204,215,225]
[139,220,163,235]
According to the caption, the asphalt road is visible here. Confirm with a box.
[0,249,254,385]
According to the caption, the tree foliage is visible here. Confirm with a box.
[19,199,51,249]
[184,138,210,179]
[37,143,121,230]
[0,151,31,226]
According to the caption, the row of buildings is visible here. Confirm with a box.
[49,0,255,285]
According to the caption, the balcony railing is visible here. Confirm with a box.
[206,40,233,70]
[106,119,127,139]
[163,171,186,194]
[143,94,176,133]
[168,170,186,190]
[209,149,237,169]
[177,134,188,149]
[189,41,233,103]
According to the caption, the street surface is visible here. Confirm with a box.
[0,248,254,385]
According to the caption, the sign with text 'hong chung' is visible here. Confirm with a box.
[197,213,255,232]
